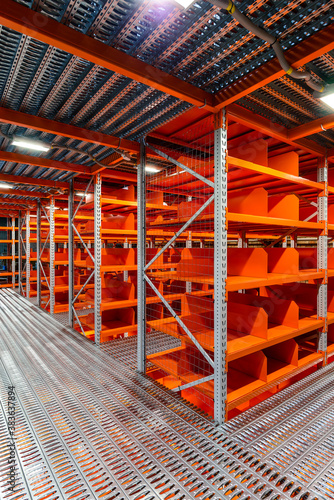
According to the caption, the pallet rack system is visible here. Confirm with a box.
[0,110,332,424]
[0,216,16,288]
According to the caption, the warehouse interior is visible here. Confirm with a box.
[0,0,334,498]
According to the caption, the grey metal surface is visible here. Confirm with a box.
[36,200,41,306]
[317,156,328,355]
[49,197,55,315]
[214,110,228,425]
[25,209,30,298]
[0,289,334,500]
[137,140,146,374]
[68,178,74,328]
[94,173,102,345]
[102,330,182,371]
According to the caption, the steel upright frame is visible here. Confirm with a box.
[137,141,146,373]
[25,209,30,298]
[70,176,94,335]
[68,179,74,327]
[18,210,30,297]
[317,155,328,364]
[36,201,41,306]
[11,216,15,288]
[18,210,22,293]
[49,197,55,315]
[94,173,102,345]
[38,198,55,312]
[214,109,228,424]
[140,139,215,390]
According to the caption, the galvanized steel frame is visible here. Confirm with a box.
[25,209,30,299]
[94,173,102,345]
[142,127,228,407]
[68,179,74,327]
[49,198,55,315]
[11,216,15,288]
[18,210,22,294]
[317,155,328,360]
[137,140,146,373]
[70,176,95,336]
[214,109,228,425]
[36,201,41,306]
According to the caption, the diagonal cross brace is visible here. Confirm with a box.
[145,194,214,271]
[146,143,214,189]
[144,275,214,368]
[172,374,214,392]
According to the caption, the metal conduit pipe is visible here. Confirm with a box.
[207,0,326,95]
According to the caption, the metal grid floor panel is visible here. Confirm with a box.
[0,290,333,500]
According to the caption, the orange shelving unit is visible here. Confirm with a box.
[138,115,329,422]
[0,216,17,288]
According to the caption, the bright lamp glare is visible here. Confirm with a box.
[12,138,50,152]
[76,192,86,197]
[145,166,160,173]
[321,92,334,110]
[0,183,13,189]
[174,0,194,7]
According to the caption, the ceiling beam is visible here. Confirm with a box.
[0,197,36,206]
[0,106,140,153]
[0,150,90,174]
[0,188,50,198]
[288,113,334,141]
[0,209,19,215]
[0,172,68,189]
[227,104,327,156]
[214,24,334,109]
[0,0,214,111]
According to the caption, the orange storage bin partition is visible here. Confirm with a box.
[86,248,135,267]
[229,291,299,329]
[265,248,299,275]
[228,187,267,216]
[228,248,267,278]
[268,194,299,220]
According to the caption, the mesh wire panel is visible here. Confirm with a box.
[144,116,216,416]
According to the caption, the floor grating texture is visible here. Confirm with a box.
[0,289,333,499]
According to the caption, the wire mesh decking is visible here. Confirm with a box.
[0,288,334,500]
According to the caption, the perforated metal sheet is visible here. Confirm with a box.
[0,289,334,500]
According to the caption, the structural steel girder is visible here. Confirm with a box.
[0,172,68,189]
[289,113,334,141]
[0,197,37,206]
[214,24,334,109]
[0,150,91,174]
[0,187,50,198]
[228,104,327,156]
[0,106,140,153]
[0,0,214,111]
[0,150,137,181]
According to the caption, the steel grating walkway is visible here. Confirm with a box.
[0,290,334,500]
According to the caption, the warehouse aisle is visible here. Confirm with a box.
[0,289,333,500]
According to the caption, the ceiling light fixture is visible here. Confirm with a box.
[145,166,161,173]
[320,92,334,110]
[174,0,194,7]
[76,192,86,197]
[11,138,50,152]
[0,183,13,189]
